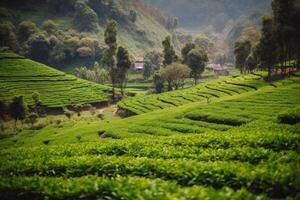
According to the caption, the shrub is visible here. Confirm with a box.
[42,20,59,35]
[97,113,104,120]
[17,21,39,44]
[43,140,50,145]
[64,109,74,120]
[28,113,38,126]
[0,21,17,51]
[278,107,300,125]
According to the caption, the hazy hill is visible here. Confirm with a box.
[144,0,271,31]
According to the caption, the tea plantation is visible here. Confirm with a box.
[0,70,299,199]
[0,53,110,108]
[118,72,271,115]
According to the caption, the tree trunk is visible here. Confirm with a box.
[14,119,17,130]
[112,87,115,101]
[268,66,272,82]
[167,81,172,91]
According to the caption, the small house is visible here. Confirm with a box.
[133,57,144,71]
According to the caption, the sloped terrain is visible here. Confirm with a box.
[118,72,270,115]
[0,73,299,199]
[0,53,110,108]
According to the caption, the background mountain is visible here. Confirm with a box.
[144,0,271,31]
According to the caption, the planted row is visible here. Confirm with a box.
[0,176,266,200]
[0,155,298,198]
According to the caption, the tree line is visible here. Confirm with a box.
[146,36,209,93]
[234,0,300,80]
[0,93,46,130]
[0,93,98,131]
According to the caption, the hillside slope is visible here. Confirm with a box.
[0,74,299,199]
[0,0,176,57]
[144,0,270,30]
[0,53,110,108]
[118,72,270,115]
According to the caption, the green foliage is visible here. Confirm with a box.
[143,50,162,80]
[0,53,110,108]
[17,21,38,44]
[116,46,132,96]
[42,20,59,35]
[278,106,300,124]
[9,96,28,127]
[187,48,209,84]
[0,74,299,199]
[27,112,38,126]
[118,73,269,115]
[234,39,252,74]
[0,176,265,199]
[255,16,277,77]
[160,63,191,90]
[0,21,17,51]
[153,71,164,93]
[181,42,195,64]
[162,36,177,66]
[74,1,98,32]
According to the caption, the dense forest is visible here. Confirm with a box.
[0,0,179,69]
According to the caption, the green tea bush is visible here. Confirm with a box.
[278,107,300,125]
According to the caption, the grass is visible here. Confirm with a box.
[0,72,299,199]
[0,53,110,108]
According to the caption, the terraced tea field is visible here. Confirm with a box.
[0,72,299,199]
[0,53,110,108]
[118,72,270,115]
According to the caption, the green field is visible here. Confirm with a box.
[0,53,110,108]
[118,72,270,114]
[0,71,299,199]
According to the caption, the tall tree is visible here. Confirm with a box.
[162,36,177,66]
[160,63,191,90]
[272,0,295,63]
[116,46,132,96]
[104,20,118,99]
[290,3,300,65]
[181,42,195,64]
[256,16,278,80]
[9,96,28,129]
[143,60,154,80]
[153,72,164,93]
[245,52,258,73]
[234,39,252,74]
[187,48,208,84]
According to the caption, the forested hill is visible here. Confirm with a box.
[144,0,271,31]
[0,0,178,69]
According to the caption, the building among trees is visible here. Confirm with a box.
[133,57,145,71]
